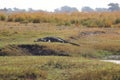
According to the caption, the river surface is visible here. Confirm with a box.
[102,60,120,64]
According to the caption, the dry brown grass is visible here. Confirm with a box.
[0,11,120,27]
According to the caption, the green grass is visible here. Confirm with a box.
[0,23,120,58]
[0,10,120,80]
[0,22,120,79]
[0,56,119,80]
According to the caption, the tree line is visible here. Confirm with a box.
[0,3,119,13]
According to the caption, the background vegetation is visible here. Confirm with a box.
[0,11,120,27]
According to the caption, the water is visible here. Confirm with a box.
[102,60,120,64]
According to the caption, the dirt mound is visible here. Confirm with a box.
[79,31,106,36]
[69,30,106,40]
[0,44,69,56]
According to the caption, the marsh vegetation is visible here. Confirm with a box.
[0,12,120,80]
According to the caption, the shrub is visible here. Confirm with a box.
[81,18,99,27]
[32,18,40,23]
[115,18,120,24]
[7,17,14,22]
[64,21,71,26]
[0,14,6,21]
[15,17,25,22]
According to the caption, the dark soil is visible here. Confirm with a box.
[0,44,69,56]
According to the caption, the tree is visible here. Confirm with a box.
[54,6,78,13]
[81,6,94,12]
[108,3,120,11]
[95,8,108,12]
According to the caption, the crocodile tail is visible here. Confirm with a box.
[68,42,80,46]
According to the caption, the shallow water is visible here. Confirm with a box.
[102,60,120,64]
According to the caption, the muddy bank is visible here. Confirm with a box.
[0,44,69,56]
[69,29,120,40]
[101,55,120,64]
[104,55,120,60]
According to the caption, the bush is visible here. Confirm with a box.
[15,17,25,22]
[64,21,71,26]
[0,14,6,21]
[115,18,120,24]
[7,17,14,22]
[81,18,99,27]
[32,18,40,23]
